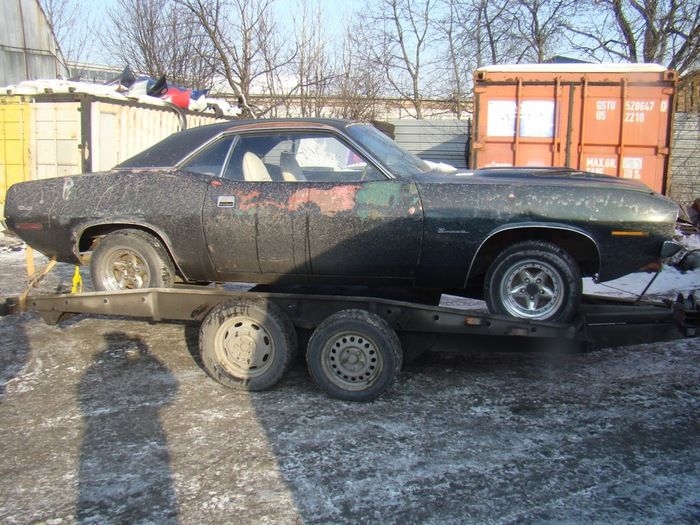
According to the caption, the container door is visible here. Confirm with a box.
[0,96,31,208]
[575,82,674,192]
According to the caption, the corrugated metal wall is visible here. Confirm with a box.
[383,119,470,169]
[668,113,700,206]
[389,117,697,205]
[1,0,68,86]
[0,95,230,211]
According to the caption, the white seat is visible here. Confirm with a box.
[280,151,304,182]
[242,152,272,182]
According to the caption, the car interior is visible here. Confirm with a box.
[182,131,384,183]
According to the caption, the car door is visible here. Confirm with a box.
[197,133,305,281]
[197,129,423,284]
[181,135,259,280]
[274,133,424,281]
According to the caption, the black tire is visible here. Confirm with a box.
[306,309,402,402]
[199,298,298,391]
[484,240,582,323]
[90,229,175,291]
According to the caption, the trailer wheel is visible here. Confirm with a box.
[199,298,297,391]
[306,309,402,402]
[90,229,175,291]
[485,240,581,323]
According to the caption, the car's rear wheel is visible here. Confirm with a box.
[90,229,175,291]
[485,241,582,323]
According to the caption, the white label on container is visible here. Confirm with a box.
[519,100,554,138]
[624,100,656,124]
[487,100,516,137]
[622,157,643,179]
[595,100,617,121]
[585,157,617,174]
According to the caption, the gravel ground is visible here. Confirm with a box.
[1,235,699,524]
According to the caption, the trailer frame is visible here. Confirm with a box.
[2,283,698,400]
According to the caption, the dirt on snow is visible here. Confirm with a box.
[1,233,699,524]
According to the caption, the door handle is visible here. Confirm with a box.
[217,195,236,208]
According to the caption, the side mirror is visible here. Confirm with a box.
[661,240,682,259]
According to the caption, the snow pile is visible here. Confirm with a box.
[585,230,700,300]
[2,77,241,117]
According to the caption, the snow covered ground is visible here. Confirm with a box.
[1,231,699,524]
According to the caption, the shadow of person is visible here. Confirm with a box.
[0,313,32,402]
[76,331,179,524]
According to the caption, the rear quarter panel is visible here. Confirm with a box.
[5,170,214,279]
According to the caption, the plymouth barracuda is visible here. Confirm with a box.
[3,119,680,322]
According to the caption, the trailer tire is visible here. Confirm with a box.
[90,229,175,291]
[306,309,402,402]
[199,298,297,391]
[485,240,581,323]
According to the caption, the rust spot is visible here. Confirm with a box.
[299,186,360,214]
[234,186,361,215]
[235,191,263,212]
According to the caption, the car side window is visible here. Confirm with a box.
[226,132,385,183]
[180,137,235,177]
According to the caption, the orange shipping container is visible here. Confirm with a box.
[471,64,677,193]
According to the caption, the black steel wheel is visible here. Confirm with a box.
[485,240,582,323]
[90,229,175,291]
[306,309,402,402]
[199,298,297,391]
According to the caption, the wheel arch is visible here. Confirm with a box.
[466,225,601,289]
[77,222,184,279]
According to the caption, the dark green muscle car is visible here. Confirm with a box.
[4,119,680,322]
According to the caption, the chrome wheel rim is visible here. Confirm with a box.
[104,249,150,290]
[215,317,275,378]
[499,260,564,320]
[322,331,382,391]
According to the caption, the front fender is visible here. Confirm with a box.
[465,223,602,286]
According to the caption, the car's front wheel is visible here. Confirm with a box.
[484,241,582,323]
[89,229,175,291]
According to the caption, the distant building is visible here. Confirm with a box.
[67,62,125,84]
[0,0,68,86]
[543,55,591,64]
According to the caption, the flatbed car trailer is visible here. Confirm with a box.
[2,284,699,401]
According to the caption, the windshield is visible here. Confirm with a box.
[346,123,431,177]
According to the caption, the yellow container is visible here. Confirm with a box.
[0,96,32,211]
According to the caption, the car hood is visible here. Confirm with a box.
[414,167,657,194]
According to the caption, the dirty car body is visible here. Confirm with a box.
[4,119,679,322]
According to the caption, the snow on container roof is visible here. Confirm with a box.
[475,63,668,73]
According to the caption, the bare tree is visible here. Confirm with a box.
[331,28,385,120]
[567,0,700,72]
[176,0,295,116]
[437,0,470,118]
[290,0,335,117]
[355,0,440,118]
[506,0,576,63]
[106,0,215,88]
[436,0,571,119]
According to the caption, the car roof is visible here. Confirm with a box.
[116,118,353,169]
